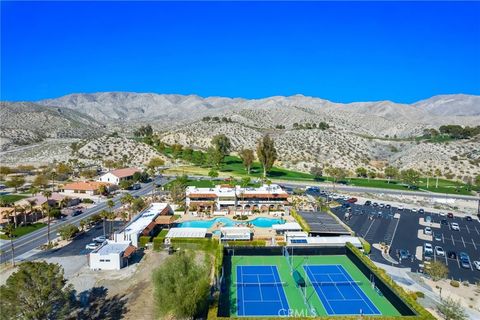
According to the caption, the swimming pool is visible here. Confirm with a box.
[177,217,285,228]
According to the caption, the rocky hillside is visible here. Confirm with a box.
[0,102,103,151]
[2,92,479,180]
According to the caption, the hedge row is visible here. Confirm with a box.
[290,208,310,232]
[153,229,169,250]
[225,240,266,247]
[139,236,151,248]
[359,237,371,254]
[345,243,435,320]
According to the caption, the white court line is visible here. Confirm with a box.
[306,266,336,315]
[270,266,287,311]
[327,274,346,300]
[334,265,377,315]
[257,275,263,302]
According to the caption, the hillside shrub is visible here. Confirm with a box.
[450,280,460,288]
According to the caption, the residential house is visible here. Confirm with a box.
[97,168,141,185]
[62,181,110,196]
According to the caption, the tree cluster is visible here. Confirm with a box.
[293,122,329,130]
[201,116,233,123]
[133,124,153,137]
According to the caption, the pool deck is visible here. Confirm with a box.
[176,212,297,240]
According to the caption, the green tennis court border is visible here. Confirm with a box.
[218,246,419,318]
[227,255,400,317]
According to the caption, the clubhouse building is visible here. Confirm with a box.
[185,184,289,214]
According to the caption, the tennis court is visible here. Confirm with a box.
[236,265,290,316]
[304,264,381,315]
[226,255,401,317]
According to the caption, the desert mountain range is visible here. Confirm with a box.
[1,92,479,181]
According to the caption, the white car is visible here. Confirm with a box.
[424,243,433,255]
[85,243,98,250]
[93,235,107,243]
[473,261,480,271]
[424,227,432,235]
[451,223,460,231]
[435,246,445,257]
[411,208,418,213]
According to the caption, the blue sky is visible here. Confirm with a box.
[1,1,479,103]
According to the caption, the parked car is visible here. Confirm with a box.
[418,208,425,214]
[364,200,372,206]
[397,205,404,210]
[435,246,445,257]
[465,216,473,222]
[424,243,433,255]
[411,208,418,213]
[379,203,385,208]
[424,227,432,235]
[447,212,454,218]
[473,261,480,271]
[347,197,358,203]
[399,249,411,259]
[372,202,379,207]
[447,251,457,259]
[93,235,106,243]
[71,209,83,217]
[385,204,391,209]
[450,222,460,231]
[131,183,141,190]
[459,252,471,269]
[434,233,442,241]
[85,243,98,250]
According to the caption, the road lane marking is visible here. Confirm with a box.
[451,235,455,246]
[475,226,480,235]
[461,237,466,248]
[465,225,470,234]
[472,239,477,250]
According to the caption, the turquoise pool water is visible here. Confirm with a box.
[177,217,284,228]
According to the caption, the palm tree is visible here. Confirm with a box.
[119,210,128,225]
[12,205,22,228]
[29,186,40,197]
[120,193,134,221]
[99,210,109,238]
[106,211,116,235]
[79,219,86,232]
[3,223,16,266]
[27,199,37,222]
[42,190,52,244]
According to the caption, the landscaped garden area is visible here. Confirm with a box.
[0,194,28,205]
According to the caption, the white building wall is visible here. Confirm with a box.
[89,252,123,270]
[98,173,120,184]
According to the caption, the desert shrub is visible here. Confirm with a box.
[450,280,460,287]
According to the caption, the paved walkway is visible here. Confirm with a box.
[373,262,480,320]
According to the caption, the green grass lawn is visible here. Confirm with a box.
[0,194,28,204]
[0,223,46,239]
[220,156,313,181]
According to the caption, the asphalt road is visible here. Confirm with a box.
[0,176,170,264]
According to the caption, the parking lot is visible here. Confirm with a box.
[306,189,480,284]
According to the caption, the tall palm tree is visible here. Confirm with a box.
[106,211,116,235]
[12,205,22,228]
[3,223,16,266]
[27,199,37,222]
[120,193,134,221]
[106,199,115,235]
[99,210,109,238]
[42,190,53,244]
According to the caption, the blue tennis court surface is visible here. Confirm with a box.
[236,265,289,316]
[304,264,381,315]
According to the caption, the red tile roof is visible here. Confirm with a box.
[109,168,141,178]
[123,245,136,258]
[63,181,109,191]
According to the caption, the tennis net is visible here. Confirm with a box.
[310,280,362,287]
[235,281,288,287]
